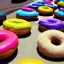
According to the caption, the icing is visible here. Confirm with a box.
[0,12,6,18]
[39,18,63,29]
[16,9,38,17]
[17,58,45,64]
[45,0,52,4]
[55,9,64,17]
[59,8,64,11]
[3,19,32,29]
[28,4,40,9]
[32,2,45,6]
[47,4,57,9]
[21,8,35,12]
[0,30,18,53]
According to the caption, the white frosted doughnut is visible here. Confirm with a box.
[37,30,64,58]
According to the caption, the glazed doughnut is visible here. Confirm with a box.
[45,0,52,4]
[46,4,57,10]
[16,7,38,21]
[0,30,18,60]
[28,2,45,10]
[57,1,64,8]
[0,12,6,23]
[37,30,64,58]
[38,18,63,31]
[17,58,45,64]
[38,6,53,16]
[54,8,64,20]
[3,19,32,35]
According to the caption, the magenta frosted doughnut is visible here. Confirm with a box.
[0,30,18,60]
[21,7,35,12]
[38,18,63,31]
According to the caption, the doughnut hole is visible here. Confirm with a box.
[0,34,8,43]
[50,36,61,45]
[48,19,56,23]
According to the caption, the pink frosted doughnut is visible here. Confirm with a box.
[0,30,18,60]
[21,7,35,12]
[45,0,52,4]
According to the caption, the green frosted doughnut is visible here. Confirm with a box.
[3,19,32,29]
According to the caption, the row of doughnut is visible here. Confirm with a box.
[0,0,64,64]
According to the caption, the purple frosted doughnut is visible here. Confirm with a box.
[38,18,63,30]
[59,8,64,12]
[21,8,35,12]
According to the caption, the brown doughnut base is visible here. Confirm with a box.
[38,11,53,16]
[16,15,38,21]
[38,43,64,58]
[38,25,47,32]
[38,25,64,32]
[3,26,31,36]
[0,17,6,23]
[54,13,64,21]
[0,48,16,60]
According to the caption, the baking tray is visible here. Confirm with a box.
[0,8,64,64]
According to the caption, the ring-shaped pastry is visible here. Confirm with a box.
[0,30,18,60]
[57,2,64,7]
[37,30,64,58]
[3,19,32,35]
[38,6,53,15]
[17,58,45,64]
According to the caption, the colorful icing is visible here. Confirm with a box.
[32,2,45,6]
[21,8,35,12]
[0,12,6,18]
[0,30,18,53]
[47,4,57,9]
[38,18,63,29]
[45,0,52,4]
[16,9,38,17]
[3,19,32,29]
[57,2,64,7]
[55,9,64,17]
[59,8,64,11]
[28,4,40,9]
[17,58,45,64]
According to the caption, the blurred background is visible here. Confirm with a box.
[0,0,34,13]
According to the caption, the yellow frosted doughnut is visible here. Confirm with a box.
[37,30,64,58]
[57,2,64,7]
[17,58,45,64]
[38,6,53,15]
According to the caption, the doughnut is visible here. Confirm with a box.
[57,1,64,8]
[54,8,64,20]
[45,0,52,4]
[16,8,38,21]
[38,18,63,31]
[17,58,45,64]
[37,30,64,58]
[54,0,59,4]
[38,6,53,16]
[3,19,32,35]
[46,4,57,10]
[0,30,18,60]
[28,1,45,10]
[0,12,6,23]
